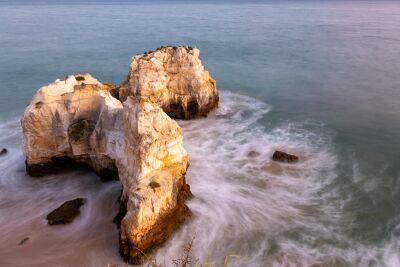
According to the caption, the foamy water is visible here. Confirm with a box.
[0,91,398,267]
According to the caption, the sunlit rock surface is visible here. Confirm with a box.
[117,97,191,263]
[21,74,123,179]
[121,46,219,119]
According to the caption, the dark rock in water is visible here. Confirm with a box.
[46,198,86,225]
[0,148,7,156]
[272,150,299,163]
[18,237,30,246]
[248,150,260,158]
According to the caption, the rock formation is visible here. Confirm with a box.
[117,97,191,263]
[21,53,204,262]
[21,74,123,179]
[120,46,219,119]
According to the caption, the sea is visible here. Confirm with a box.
[0,1,399,266]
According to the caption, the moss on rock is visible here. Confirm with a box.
[68,119,91,142]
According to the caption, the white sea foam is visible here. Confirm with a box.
[154,91,343,266]
[0,91,398,267]
[157,91,400,267]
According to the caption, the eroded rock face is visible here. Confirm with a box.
[121,46,219,119]
[21,74,123,179]
[117,97,191,263]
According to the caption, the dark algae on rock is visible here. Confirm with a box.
[68,119,92,142]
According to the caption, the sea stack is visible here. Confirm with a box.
[20,46,218,264]
[120,46,219,119]
[117,97,191,263]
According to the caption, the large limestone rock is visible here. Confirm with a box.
[121,46,219,119]
[21,74,193,263]
[21,74,123,179]
[117,97,191,263]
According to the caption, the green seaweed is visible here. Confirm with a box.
[68,119,90,141]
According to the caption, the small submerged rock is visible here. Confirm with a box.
[0,148,7,156]
[25,156,77,177]
[272,150,299,163]
[46,198,86,225]
[18,237,30,246]
[247,150,260,158]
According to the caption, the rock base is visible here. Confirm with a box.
[26,157,77,177]
[163,94,219,120]
[119,177,192,264]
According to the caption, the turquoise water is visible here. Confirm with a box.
[0,1,399,266]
